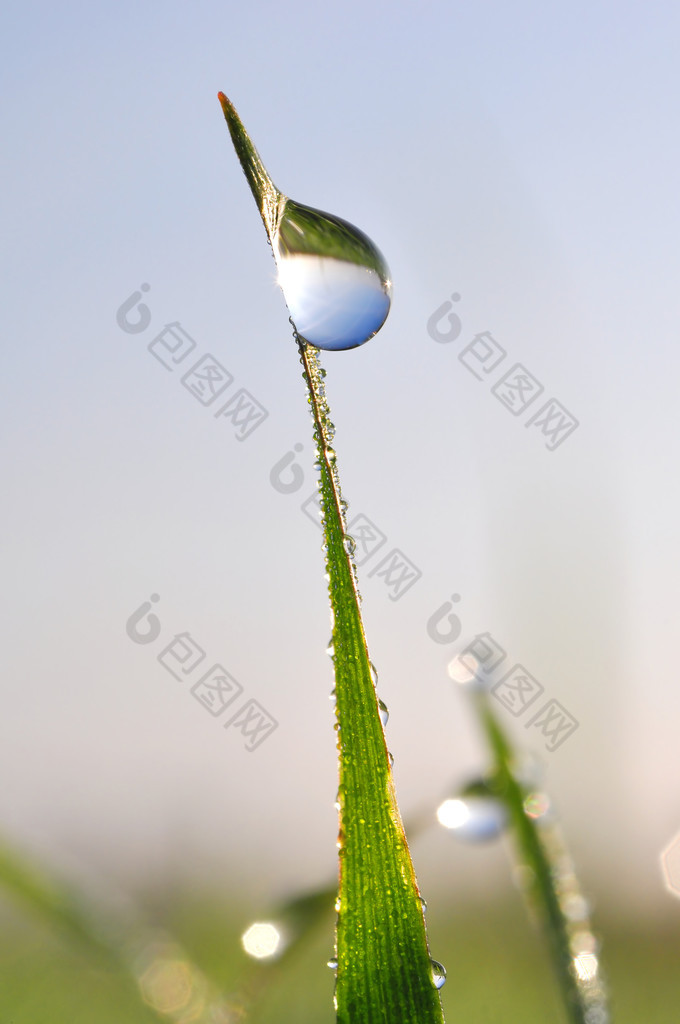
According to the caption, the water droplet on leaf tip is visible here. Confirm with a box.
[221,97,391,352]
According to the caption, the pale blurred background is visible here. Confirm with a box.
[1,1,680,1018]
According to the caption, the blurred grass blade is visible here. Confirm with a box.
[470,691,611,1024]
[0,839,234,1023]
[0,840,127,963]
[219,93,446,1024]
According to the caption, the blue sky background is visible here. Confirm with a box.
[2,0,680,918]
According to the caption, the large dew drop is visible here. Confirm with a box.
[275,201,391,351]
[218,93,392,351]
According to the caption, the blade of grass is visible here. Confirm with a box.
[218,92,446,1024]
[469,690,611,1024]
[300,343,446,1024]
[0,840,131,966]
[0,839,234,1024]
[233,802,438,1022]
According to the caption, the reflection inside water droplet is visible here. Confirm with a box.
[378,699,389,727]
[436,796,508,841]
[277,255,391,351]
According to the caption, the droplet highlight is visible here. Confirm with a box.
[436,796,508,841]
[241,921,283,960]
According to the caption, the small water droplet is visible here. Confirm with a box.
[329,687,336,703]
[327,956,338,970]
[584,1008,609,1024]
[378,699,389,727]
[523,791,551,821]
[570,930,598,956]
[387,750,395,768]
[430,958,447,989]
[343,535,356,556]
[436,796,508,841]
[419,895,427,914]
[562,893,590,921]
[447,652,486,689]
[572,951,599,981]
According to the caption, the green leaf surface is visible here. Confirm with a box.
[219,93,446,1024]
